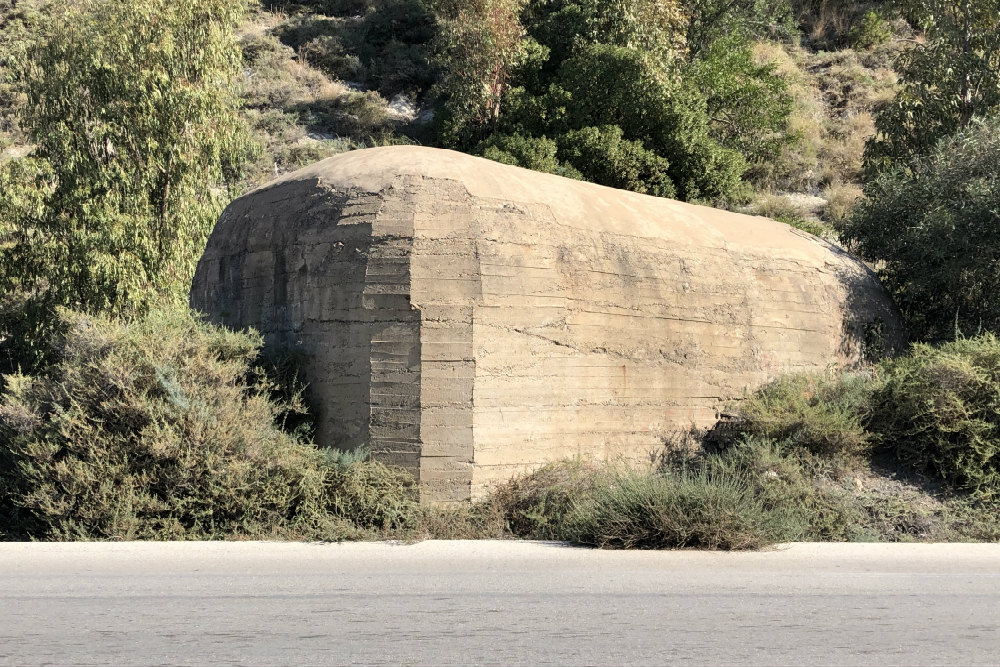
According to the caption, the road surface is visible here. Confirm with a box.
[1,541,998,666]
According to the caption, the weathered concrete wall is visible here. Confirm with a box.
[191,146,905,503]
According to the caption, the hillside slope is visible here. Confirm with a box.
[0,0,911,224]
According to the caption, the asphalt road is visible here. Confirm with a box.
[1,541,998,666]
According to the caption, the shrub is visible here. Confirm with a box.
[475,460,598,540]
[273,15,367,83]
[323,448,419,531]
[434,10,752,205]
[275,15,340,53]
[319,0,377,17]
[703,436,868,541]
[363,38,434,96]
[478,133,564,176]
[841,118,1000,341]
[242,38,336,111]
[248,108,303,139]
[564,465,795,550]
[555,43,746,203]
[750,194,826,237]
[870,335,1000,498]
[795,0,884,49]
[850,10,891,50]
[0,308,418,540]
[301,90,394,137]
[272,0,437,96]
[735,370,875,458]
[821,182,862,224]
[350,0,438,96]
[302,35,366,81]
[558,125,676,198]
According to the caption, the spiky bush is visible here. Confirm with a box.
[871,335,1000,498]
[323,448,419,531]
[475,460,598,540]
[0,308,417,540]
[736,370,875,458]
[702,436,867,541]
[563,465,798,550]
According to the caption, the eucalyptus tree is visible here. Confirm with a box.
[0,0,256,370]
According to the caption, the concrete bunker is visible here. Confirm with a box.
[191,146,905,503]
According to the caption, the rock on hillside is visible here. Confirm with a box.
[191,146,905,503]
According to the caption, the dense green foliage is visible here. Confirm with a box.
[0,308,418,540]
[427,0,794,204]
[841,0,1000,345]
[0,0,256,371]
[863,0,1000,175]
[840,118,1000,341]
[871,335,1000,499]
[688,35,793,169]
[558,126,676,197]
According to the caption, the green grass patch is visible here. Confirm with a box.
[563,464,797,550]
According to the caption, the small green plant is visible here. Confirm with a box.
[850,10,891,50]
